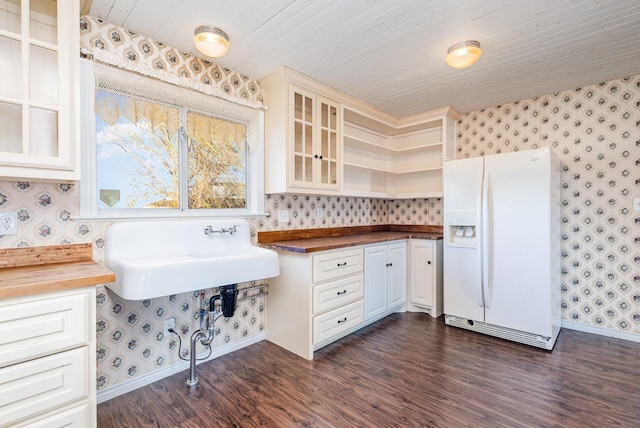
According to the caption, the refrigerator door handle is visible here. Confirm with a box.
[482,171,493,308]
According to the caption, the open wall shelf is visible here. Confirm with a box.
[342,106,457,198]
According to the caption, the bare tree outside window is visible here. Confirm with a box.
[187,112,247,209]
[95,90,247,210]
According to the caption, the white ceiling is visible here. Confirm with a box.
[87,0,640,118]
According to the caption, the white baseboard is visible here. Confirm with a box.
[561,320,640,343]
[97,333,265,404]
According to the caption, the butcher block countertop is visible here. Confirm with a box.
[258,224,443,253]
[0,243,115,300]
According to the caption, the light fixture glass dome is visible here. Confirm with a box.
[446,40,482,69]
[193,26,230,58]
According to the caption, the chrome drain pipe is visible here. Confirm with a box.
[186,294,221,388]
[186,329,208,388]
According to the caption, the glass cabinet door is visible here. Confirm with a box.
[317,97,340,189]
[291,89,315,187]
[0,0,78,180]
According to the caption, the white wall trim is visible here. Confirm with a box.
[561,320,640,343]
[97,333,265,404]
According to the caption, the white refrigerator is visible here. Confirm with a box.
[443,148,561,350]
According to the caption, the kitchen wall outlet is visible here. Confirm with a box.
[0,213,17,235]
[278,209,290,223]
[633,197,640,212]
[163,317,176,336]
[316,207,323,218]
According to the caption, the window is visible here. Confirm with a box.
[79,59,264,218]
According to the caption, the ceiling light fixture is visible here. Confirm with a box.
[193,25,230,58]
[446,40,482,69]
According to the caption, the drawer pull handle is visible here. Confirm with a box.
[337,317,348,324]
[337,262,347,267]
[336,290,347,295]
[385,263,393,267]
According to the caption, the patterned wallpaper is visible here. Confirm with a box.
[79,15,263,107]
[457,77,640,334]
[1,14,638,395]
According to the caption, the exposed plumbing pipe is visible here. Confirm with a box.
[186,294,222,388]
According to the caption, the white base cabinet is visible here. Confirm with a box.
[0,287,96,427]
[408,239,443,317]
[267,247,364,360]
[364,241,407,322]
[267,240,410,360]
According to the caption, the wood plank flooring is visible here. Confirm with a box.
[97,313,640,427]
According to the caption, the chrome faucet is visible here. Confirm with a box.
[203,225,238,235]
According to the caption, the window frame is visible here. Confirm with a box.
[77,58,266,220]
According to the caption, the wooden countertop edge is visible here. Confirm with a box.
[0,243,93,269]
[257,224,442,244]
[0,259,116,300]
[259,230,443,253]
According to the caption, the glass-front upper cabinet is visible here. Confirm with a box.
[0,0,79,181]
[317,96,339,189]
[290,86,340,190]
[262,68,342,195]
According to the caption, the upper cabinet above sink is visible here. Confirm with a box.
[105,219,279,300]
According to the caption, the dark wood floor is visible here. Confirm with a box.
[98,313,640,427]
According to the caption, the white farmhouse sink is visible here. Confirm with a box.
[105,219,279,300]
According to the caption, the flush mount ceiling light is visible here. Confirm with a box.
[193,25,230,58]
[446,40,482,69]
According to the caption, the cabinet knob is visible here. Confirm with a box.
[427,261,431,265]
[314,154,318,159]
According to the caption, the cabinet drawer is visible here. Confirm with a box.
[313,248,363,283]
[0,347,89,426]
[0,292,89,368]
[13,402,92,428]
[313,300,364,345]
[313,275,363,315]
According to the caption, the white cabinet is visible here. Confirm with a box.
[262,68,341,194]
[0,287,96,427]
[0,0,80,181]
[342,107,457,198]
[267,240,414,359]
[364,241,407,322]
[408,239,443,317]
[262,66,458,198]
[267,247,363,360]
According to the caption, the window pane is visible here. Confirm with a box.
[96,90,180,209]
[0,101,21,153]
[30,107,57,156]
[0,0,21,34]
[186,111,247,209]
[0,35,22,99]
[30,44,58,105]
[30,0,57,44]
